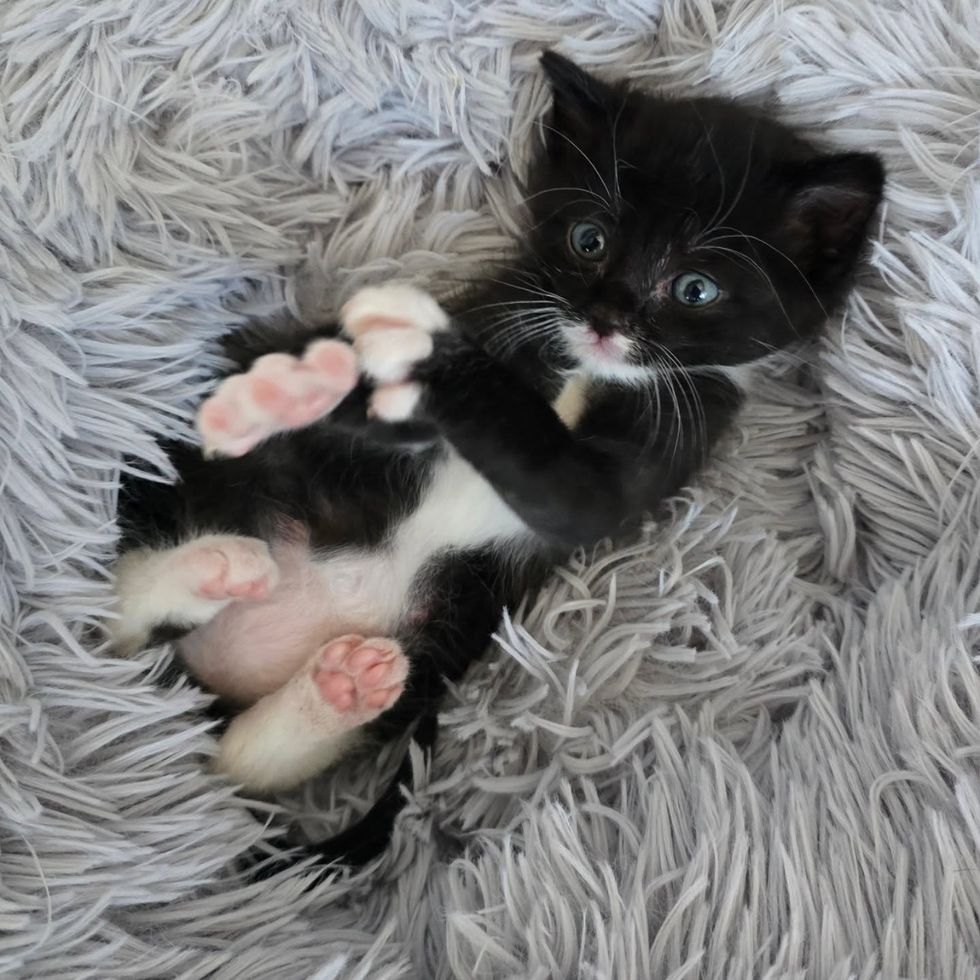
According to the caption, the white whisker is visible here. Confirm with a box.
[701,243,799,338]
[541,124,614,207]
[704,229,828,317]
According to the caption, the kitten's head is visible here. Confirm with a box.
[520,52,884,381]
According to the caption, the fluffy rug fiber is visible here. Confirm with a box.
[2,0,979,976]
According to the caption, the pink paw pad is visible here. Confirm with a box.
[197,340,357,457]
[313,635,408,720]
[173,536,280,603]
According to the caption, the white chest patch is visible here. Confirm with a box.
[553,375,590,428]
[347,448,529,625]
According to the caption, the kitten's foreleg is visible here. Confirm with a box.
[111,535,280,654]
[334,281,729,547]
[215,634,408,792]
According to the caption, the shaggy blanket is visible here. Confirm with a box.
[2,0,979,976]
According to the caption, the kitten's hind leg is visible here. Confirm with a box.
[216,635,408,792]
[111,535,280,654]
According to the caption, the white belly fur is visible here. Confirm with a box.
[179,450,529,703]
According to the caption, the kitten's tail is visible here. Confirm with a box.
[247,707,438,881]
[311,707,439,867]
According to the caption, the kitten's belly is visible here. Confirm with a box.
[178,450,528,704]
[177,542,409,703]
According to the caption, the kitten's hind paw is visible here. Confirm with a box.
[313,634,408,723]
[198,339,357,457]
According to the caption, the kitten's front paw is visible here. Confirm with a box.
[198,340,357,457]
[340,283,447,420]
[340,283,449,340]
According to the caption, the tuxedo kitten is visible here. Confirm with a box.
[112,52,884,866]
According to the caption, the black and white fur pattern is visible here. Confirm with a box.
[111,53,884,866]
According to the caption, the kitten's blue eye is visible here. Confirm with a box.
[672,271,720,306]
[568,221,607,261]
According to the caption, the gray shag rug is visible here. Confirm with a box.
[2,0,979,977]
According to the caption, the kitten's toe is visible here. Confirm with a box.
[340,283,449,339]
[172,535,281,603]
[197,340,356,456]
[339,283,448,386]
[355,328,433,384]
[198,375,265,458]
[313,635,407,722]
[302,338,359,386]
[249,342,356,424]
[369,382,424,420]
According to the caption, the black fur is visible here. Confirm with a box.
[116,53,884,870]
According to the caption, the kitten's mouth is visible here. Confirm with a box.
[588,330,619,355]
[567,322,631,365]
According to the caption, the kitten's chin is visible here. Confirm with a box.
[564,323,657,385]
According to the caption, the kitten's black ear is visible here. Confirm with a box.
[779,153,885,267]
[540,51,618,149]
